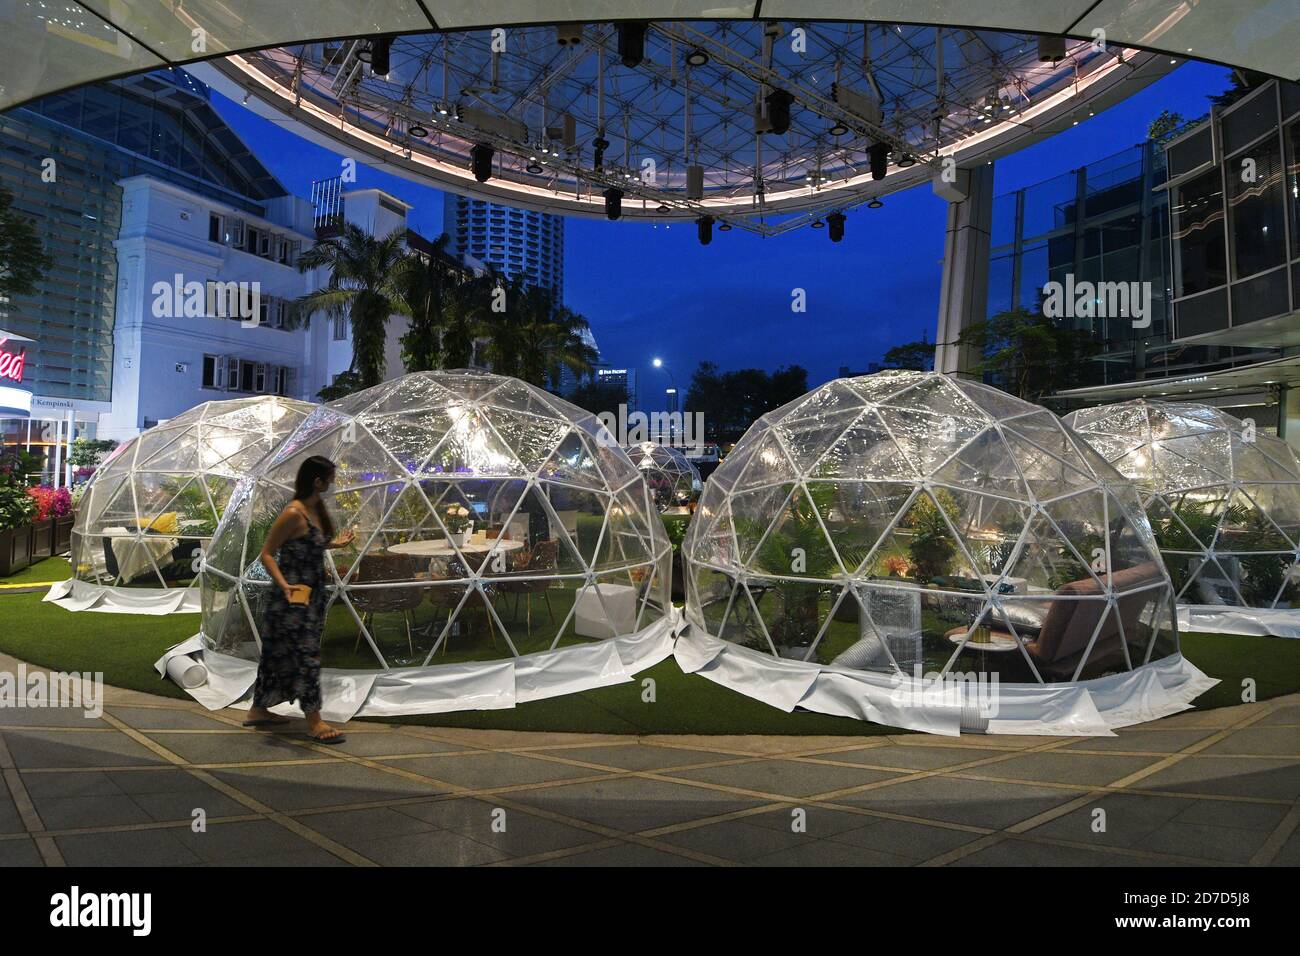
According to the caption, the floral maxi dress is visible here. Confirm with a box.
[253,522,328,714]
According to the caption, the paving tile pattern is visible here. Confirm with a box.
[0,651,1296,867]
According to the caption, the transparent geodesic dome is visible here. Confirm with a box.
[1065,399,1300,610]
[71,396,313,589]
[683,370,1180,688]
[624,441,701,513]
[200,370,672,677]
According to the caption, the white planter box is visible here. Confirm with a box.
[573,582,639,639]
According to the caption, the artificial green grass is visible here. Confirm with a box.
[0,587,1297,733]
[0,591,193,701]
[0,556,72,586]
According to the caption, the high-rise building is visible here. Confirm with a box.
[442,195,564,299]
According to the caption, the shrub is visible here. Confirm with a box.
[0,485,36,531]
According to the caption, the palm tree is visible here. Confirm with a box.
[440,271,496,369]
[518,290,598,389]
[293,223,409,390]
[476,269,530,378]
[395,233,457,372]
[477,277,597,388]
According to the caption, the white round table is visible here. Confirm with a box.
[388,538,526,558]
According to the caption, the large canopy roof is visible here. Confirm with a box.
[5,3,1297,230]
[5,1,1295,114]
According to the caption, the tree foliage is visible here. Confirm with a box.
[955,308,1096,402]
[684,362,809,443]
[0,184,53,299]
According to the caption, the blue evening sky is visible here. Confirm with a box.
[212,59,1230,406]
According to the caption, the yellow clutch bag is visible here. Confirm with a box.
[286,584,312,606]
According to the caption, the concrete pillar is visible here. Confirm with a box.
[1282,385,1300,454]
[934,163,995,377]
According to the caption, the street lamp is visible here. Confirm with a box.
[651,358,678,438]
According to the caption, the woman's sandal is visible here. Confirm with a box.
[308,728,346,745]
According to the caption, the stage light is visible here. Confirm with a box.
[811,219,825,228]
[555,23,583,46]
[697,216,714,245]
[686,48,709,67]
[1038,36,1066,63]
[765,89,794,136]
[867,198,883,209]
[868,142,890,180]
[408,124,428,138]
[618,22,648,68]
[604,187,623,220]
[592,136,609,169]
[896,153,916,167]
[718,222,732,232]
[360,37,392,75]
[526,162,543,174]
[470,143,494,182]
[827,211,845,242]
[686,164,704,200]
[828,121,849,136]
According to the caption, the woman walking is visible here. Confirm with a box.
[243,455,354,743]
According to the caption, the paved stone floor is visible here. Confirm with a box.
[0,652,1297,867]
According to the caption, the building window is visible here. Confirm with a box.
[201,354,226,389]
[1225,136,1287,280]
[1171,168,1228,297]
[332,315,348,341]
[208,213,222,243]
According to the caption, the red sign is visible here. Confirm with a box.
[0,338,25,383]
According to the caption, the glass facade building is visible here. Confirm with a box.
[0,69,285,408]
[986,140,1279,402]
[1166,80,1300,343]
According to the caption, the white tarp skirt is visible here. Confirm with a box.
[154,611,678,720]
[675,627,1218,737]
[44,578,201,615]
[1177,603,1300,638]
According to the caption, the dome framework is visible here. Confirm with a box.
[203,20,1157,234]
[1065,399,1300,612]
[625,441,701,513]
[70,396,313,591]
[199,371,672,697]
[679,371,1211,734]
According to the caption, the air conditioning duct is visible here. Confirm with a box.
[455,105,529,143]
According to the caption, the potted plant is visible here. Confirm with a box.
[0,484,36,575]
[738,484,867,650]
[27,485,56,558]
[661,512,690,603]
[53,486,74,553]
[903,492,958,584]
[444,504,472,546]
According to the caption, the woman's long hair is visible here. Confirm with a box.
[292,455,337,540]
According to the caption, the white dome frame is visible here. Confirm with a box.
[1066,399,1300,637]
[678,371,1215,736]
[624,441,702,514]
[50,396,313,614]
[179,370,676,719]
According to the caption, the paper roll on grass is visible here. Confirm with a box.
[165,654,208,689]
